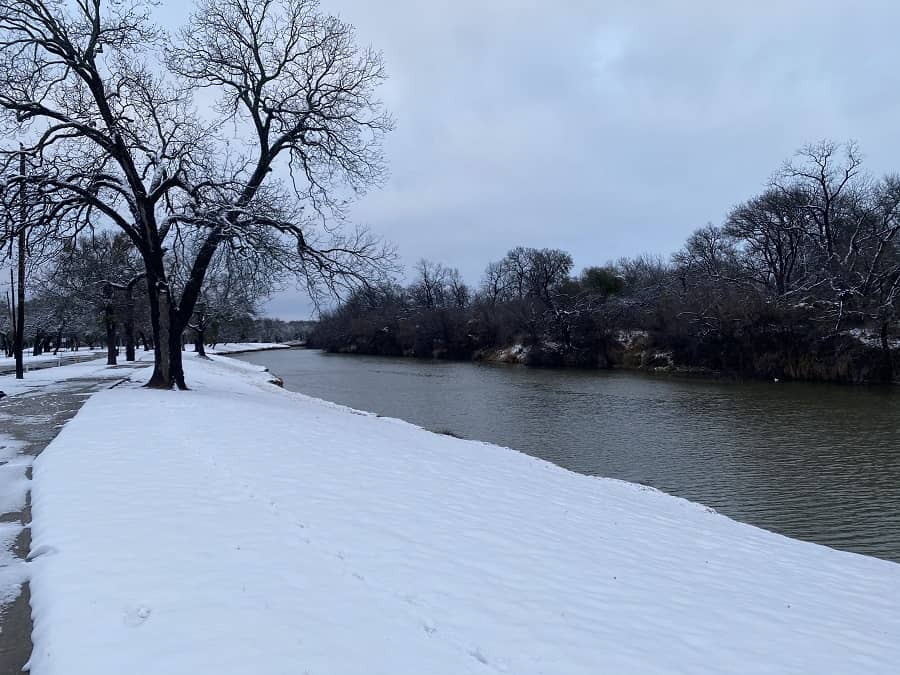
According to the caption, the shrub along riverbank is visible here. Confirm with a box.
[311,321,899,384]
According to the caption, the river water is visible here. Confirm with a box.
[238,348,900,562]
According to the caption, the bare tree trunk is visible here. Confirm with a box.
[170,313,186,389]
[105,305,117,366]
[194,329,207,357]
[13,148,26,380]
[8,273,17,362]
[144,262,188,389]
[124,284,136,362]
[146,275,171,388]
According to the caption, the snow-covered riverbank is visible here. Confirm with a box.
[202,342,292,355]
[24,354,900,674]
[0,343,286,381]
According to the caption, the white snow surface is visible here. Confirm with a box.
[0,520,27,604]
[1,358,149,610]
[846,328,900,350]
[0,348,104,371]
[202,342,291,355]
[27,355,900,675]
[0,437,30,605]
[0,358,128,399]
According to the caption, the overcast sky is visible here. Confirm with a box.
[160,0,900,319]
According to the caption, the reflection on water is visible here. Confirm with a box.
[238,349,900,562]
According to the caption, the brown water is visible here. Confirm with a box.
[238,349,900,562]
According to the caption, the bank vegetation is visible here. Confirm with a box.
[313,141,900,384]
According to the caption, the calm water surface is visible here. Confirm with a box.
[238,349,900,562]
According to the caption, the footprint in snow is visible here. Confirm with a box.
[469,648,508,672]
[26,544,58,561]
[470,648,489,666]
[123,606,152,627]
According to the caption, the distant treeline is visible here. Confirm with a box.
[311,141,900,384]
[1,308,313,358]
[2,228,315,363]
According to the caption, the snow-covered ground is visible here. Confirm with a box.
[846,328,900,350]
[0,348,105,374]
[202,342,291,355]
[0,357,130,398]
[0,428,29,600]
[23,354,900,674]
[1,360,149,605]
[0,343,284,375]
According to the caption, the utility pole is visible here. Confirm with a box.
[14,146,26,380]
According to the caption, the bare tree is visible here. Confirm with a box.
[173,237,279,356]
[447,267,471,309]
[409,260,469,311]
[478,247,574,347]
[777,140,864,263]
[775,142,900,335]
[837,176,900,372]
[479,260,511,305]
[484,247,573,303]
[725,187,810,296]
[0,0,394,388]
[0,148,67,375]
[673,225,741,285]
[39,232,144,365]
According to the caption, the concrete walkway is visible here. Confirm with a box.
[0,366,139,674]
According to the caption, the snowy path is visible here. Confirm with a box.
[0,363,144,674]
[203,342,291,355]
[0,343,284,377]
[23,355,900,675]
[0,350,105,376]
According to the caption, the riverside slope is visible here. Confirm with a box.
[26,354,900,674]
